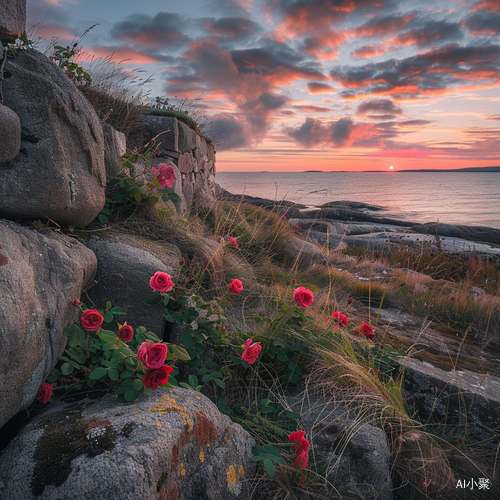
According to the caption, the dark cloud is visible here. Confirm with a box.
[207,114,249,150]
[306,82,335,94]
[111,12,190,48]
[265,0,397,35]
[463,11,500,35]
[166,40,290,144]
[354,12,415,37]
[230,43,326,83]
[203,0,250,16]
[357,99,403,116]
[201,16,262,41]
[330,43,500,99]
[285,118,331,148]
[394,20,463,47]
[293,104,332,113]
[285,117,376,148]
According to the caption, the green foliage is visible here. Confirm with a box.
[252,444,288,478]
[97,151,181,225]
[47,302,188,402]
[50,43,91,87]
[369,344,407,379]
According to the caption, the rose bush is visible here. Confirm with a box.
[288,430,309,469]
[149,271,175,293]
[80,309,104,331]
[152,163,176,188]
[228,278,244,294]
[137,340,168,369]
[242,339,262,364]
[293,286,314,308]
[118,324,134,342]
[142,365,174,390]
[35,382,54,404]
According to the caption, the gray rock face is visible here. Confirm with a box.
[0,103,21,162]
[83,234,182,338]
[0,49,106,227]
[288,395,393,500]
[0,388,255,500]
[0,0,26,42]
[103,123,126,179]
[403,359,500,440]
[0,220,97,429]
[277,236,325,270]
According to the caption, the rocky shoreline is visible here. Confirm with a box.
[216,185,500,258]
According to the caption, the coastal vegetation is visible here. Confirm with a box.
[39,163,499,498]
[3,33,499,499]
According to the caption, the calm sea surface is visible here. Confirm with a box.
[216,172,500,229]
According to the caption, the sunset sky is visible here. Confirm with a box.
[27,0,500,171]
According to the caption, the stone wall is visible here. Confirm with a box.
[139,115,216,208]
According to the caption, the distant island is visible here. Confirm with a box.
[389,166,500,173]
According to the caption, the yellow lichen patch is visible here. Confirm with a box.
[238,466,244,477]
[157,422,162,428]
[227,465,237,494]
[180,463,186,476]
[131,410,140,415]
[199,451,205,463]
[148,395,193,431]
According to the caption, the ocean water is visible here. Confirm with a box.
[216,171,500,229]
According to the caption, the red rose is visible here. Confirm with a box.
[228,279,243,294]
[347,298,354,304]
[293,287,314,308]
[137,340,168,369]
[118,325,134,342]
[288,430,309,469]
[35,382,54,404]
[73,298,80,306]
[149,271,175,293]
[142,365,174,390]
[152,163,176,188]
[242,339,262,364]
[331,311,349,327]
[361,322,375,341]
[80,309,104,331]
[230,237,238,247]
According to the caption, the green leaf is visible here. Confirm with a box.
[146,292,162,304]
[144,331,162,343]
[136,326,147,335]
[98,330,118,342]
[124,389,139,402]
[264,458,275,478]
[168,192,181,201]
[109,306,126,315]
[104,311,114,323]
[170,344,191,361]
[132,379,144,391]
[133,191,142,203]
[102,342,119,351]
[61,362,74,376]
[149,195,159,206]
[213,378,225,389]
[89,367,107,380]
[108,369,120,381]
[98,214,108,224]
[188,375,198,387]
